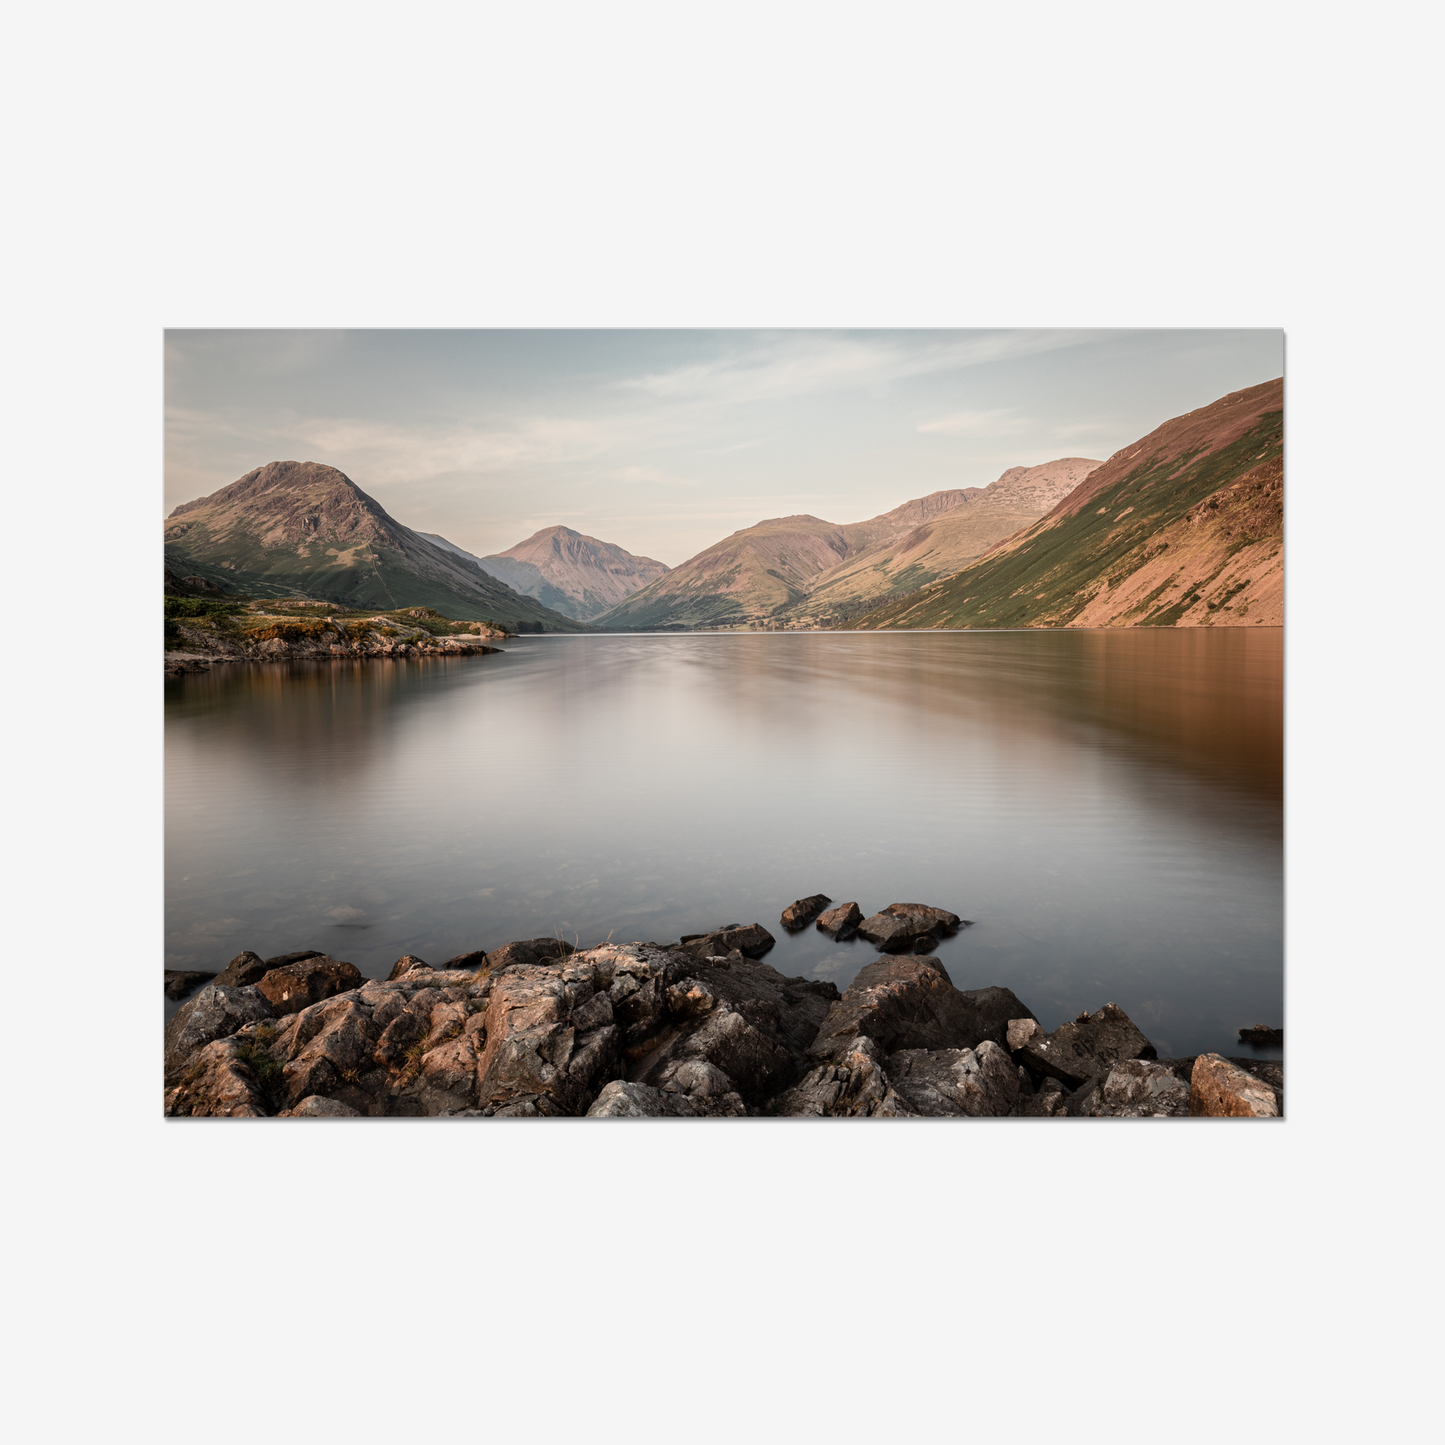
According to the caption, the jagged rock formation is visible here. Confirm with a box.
[165,461,585,630]
[848,378,1283,631]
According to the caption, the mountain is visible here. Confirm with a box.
[846,378,1283,631]
[780,458,1102,625]
[594,465,1100,631]
[460,526,670,623]
[164,461,587,631]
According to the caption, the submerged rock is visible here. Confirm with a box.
[781,894,831,930]
[815,902,863,939]
[680,923,776,960]
[855,903,963,953]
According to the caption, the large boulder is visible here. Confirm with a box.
[484,938,577,972]
[164,970,216,1001]
[766,1036,914,1117]
[1008,1004,1156,1088]
[164,1037,272,1117]
[855,903,963,953]
[1069,1059,1192,1117]
[781,895,831,930]
[680,923,775,960]
[212,951,270,989]
[164,983,275,1081]
[255,957,365,1016]
[884,1040,1021,1117]
[815,902,863,940]
[807,956,1035,1062]
[1189,1054,1281,1117]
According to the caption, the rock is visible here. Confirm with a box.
[781,894,831,930]
[164,970,216,1001]
[387,955,431,980]
[264,950,326,967]
[1009,1003,1157,1088]
[680,923,775,960]
[277,1095,363,1117]
[1238,1025,1283,1047]
[164,1037,271,1117]
[815,901,863,939]
[1018,1076,1068,1116]
[650,1058,747,1116]
[1074,1059,1192,1117]
[766,1036,914,1117]
[484,937,577,972]
[586,1080,696,1117]
[807,955,1035,1061]
[211,951,270,989]
[856,903,962,953]
[1189,1054,1281,1117]
[885,1040,1021,1117]
[445,950,489,970]
[164,984,275,1081]
[255,957,365,1016]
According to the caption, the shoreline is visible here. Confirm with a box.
[164,905,1283,1120]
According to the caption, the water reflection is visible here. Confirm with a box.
[165,631,1282,1057]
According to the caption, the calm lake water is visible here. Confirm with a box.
[165,629,1283,1058]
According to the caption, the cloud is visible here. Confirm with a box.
[917,407,1031,436]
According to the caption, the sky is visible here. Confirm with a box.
[164,329,1284,566]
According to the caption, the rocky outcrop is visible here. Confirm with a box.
[815,902,862,939]
[254,957,364,1016]
[781,895,831,930]
[855,903,964,953]
[387,955,431,980]
[164,933,1281,1121]
[679,924,775,960]
[808,956,1031,1062]
[211,951,271,989]
[1007,1004,1157,1088]
[1188,1054,1281,1117]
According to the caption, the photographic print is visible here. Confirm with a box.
[163,328,1283,1120]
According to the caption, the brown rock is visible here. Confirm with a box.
[255,956,364,1016]
[444,950,489,970]
[680,923,775,960]
[815,902,863,939]
[781,894,831,930]
[277,1096,363,1117]
[387,955,431,980]
[1189,1054,1281,1117]
[164,970,216,1001]
[264,950,326,967]
[856,903,963,953]
[484,937,578,972]
[807,955,1034,1061]
[1010,1003,1157,1088]
[211,951,270,989]
[164,984,276,1081]
[164,1037,271,1117]
[1237,1025,1283,1047]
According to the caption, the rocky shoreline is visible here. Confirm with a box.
[164,897,1283,1120]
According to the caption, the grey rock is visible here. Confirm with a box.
[1010,1003,1157,1088]
[164,984,275,1081]
[164,970,216,1001]
[815,901,863,939]
[766,1036,914,1117]
[587,1080,696,1117]
[1018,1076,1068,1117]
[885,1040,1021,1117]
[387,955,431,980]
[484,938,578,972]
[681,923,776,960]
[278,1095,362,1117]
[781,894,831,930]
[1072,1059,1192,1117]
[164,1037,271,1117]
[212,951,270,989]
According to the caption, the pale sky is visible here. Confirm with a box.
[164,329,1283,566]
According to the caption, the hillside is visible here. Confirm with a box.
[165,462,587,631]
[781,458,1101,626]
[596,466,1099,631]
[846,378,1283,631]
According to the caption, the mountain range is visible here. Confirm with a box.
[594,458,1101,629]
[847,377,1283,631]
[164,462,585,631]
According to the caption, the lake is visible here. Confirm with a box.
[164,628,1283,1059]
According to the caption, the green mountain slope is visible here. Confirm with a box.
[845,378,1284,631]
[164,461,588,631]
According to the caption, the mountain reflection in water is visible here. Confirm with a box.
[165,629,1282,1058]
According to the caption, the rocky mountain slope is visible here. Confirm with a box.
[461,525,670,622]
[783,457,1101,626]
[165,462,586,631]
[847,379,1283,631]
[595,469,1096,631]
